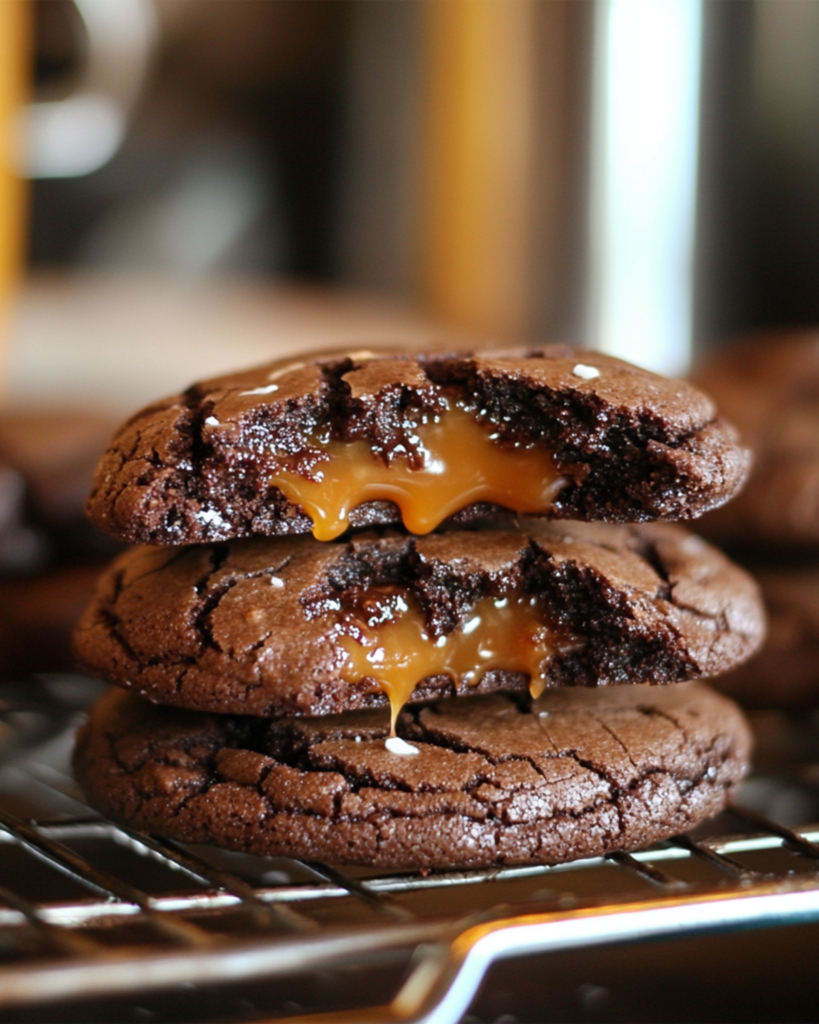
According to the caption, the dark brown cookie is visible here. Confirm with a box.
[0,564,100,679]
[0,461,46,574]
[73,682,752,869]
[714,562,819,709]
[693,331,819,548]
[73,520,765,718]
[0,408,121,570]
[86,347,750,545]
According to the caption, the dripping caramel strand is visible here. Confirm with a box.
[335,590,562,736]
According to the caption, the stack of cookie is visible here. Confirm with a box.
[73,348,764,869]
[694,331,819,709]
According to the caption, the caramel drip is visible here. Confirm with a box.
[271,405,565,541]
[336,592,560,735]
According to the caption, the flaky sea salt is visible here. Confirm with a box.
[196,508,225,527]
[240,383,280,397]
[385,736,419,756]
[269,576,285,588]
[572,363,600,380]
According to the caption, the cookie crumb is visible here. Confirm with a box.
[572,363,600,380]
[385,736,419,756]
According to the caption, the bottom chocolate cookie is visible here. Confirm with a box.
[74,683,752,870]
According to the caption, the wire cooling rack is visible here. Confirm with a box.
[1,676,819,1024]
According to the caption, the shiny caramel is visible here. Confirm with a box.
[271,404,566,541]
[335,590,565,734]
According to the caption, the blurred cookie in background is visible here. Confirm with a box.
[0,409,120,678]
[694,331,819,709]
[714,563,819,709]
[0,563,101,678]
[0,459,46,573]
[0,408,120,571]
[692,330,819,551]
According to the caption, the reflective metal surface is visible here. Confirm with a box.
[0,676,818,1023]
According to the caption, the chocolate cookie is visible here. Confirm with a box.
[73,683,752,869]
[693,331,819,548]
[86,348,750,545]
[0,460,46,574]
[0,408,121,569]
[73,520,765,719]
[714,563,819,709]
[0,564,100,679]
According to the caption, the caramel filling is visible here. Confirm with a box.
[271,404,565,541]
[335,589,567,734]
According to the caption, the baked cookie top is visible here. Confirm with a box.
[73,519,765,720]
[73,683,752,869]
[693,330,819,548]
[86,347,750,545]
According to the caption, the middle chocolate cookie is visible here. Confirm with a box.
[74,520,765,722]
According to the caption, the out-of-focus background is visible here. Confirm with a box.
[3,6,819,696]
[4,0,819,405]
[5,7,819,1023]
[3,0,819,705]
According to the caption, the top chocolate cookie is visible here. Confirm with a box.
[87,347,750,545]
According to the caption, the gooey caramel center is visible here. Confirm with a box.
[334,590,564,734]
[271,405,565,541]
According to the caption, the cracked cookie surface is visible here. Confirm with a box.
[85,347,750,545]
[73,519,765,717]
[73,683,752,868]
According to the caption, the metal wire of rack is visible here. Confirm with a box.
[1,676,819,1024]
